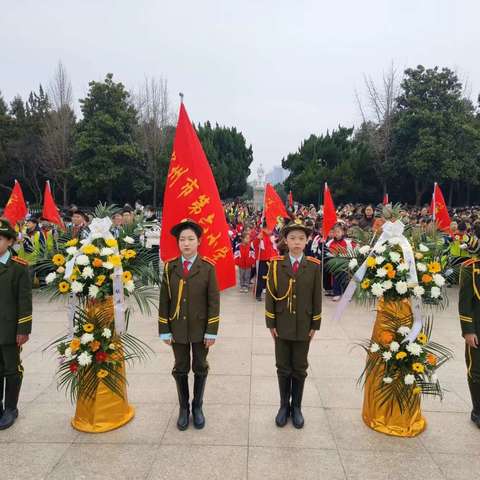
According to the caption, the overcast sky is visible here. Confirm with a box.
[1,1,479,177]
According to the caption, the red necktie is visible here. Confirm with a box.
[183,260,191,277]
[292,260,299,274]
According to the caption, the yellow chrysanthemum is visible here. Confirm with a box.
[366,257,376,268]
[361,279,370,289]
[83,323,95,333]
[70,274,78,281]
[82,244,99,255]
[413,386,422,395]
[105,238,118,248]
[65,238,78,247]
[396,351,407,360]
[122,271,133,283]
[95,275,106,286]
[97,369,109,379]
[69,337,81,352]
[52,254,66,266]
[58,281,70,293]
[384,263,394,272]
[416,333,428,345]
[412,362,425,373]
[108,255,122,267]
[123,249,136,260]
[427,261,441,274]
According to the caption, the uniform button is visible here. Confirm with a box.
[293,294,296,298]
[183,316,187,320]
[183,298,186,302]
[293,311,296,314]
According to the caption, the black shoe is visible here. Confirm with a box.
[471,411,480,428]
[192,375,207,429]
[468,380,480,428]
[0,408,18,430]
[275,376,291,427]
[291,377,305,429]
[174,375,190,431]
[256,297,262,302]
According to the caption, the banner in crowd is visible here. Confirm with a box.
[3,179,27,226]
[160,102,236,290]
[430,182,451,232]
[264,183,288,230]
[42,181,65,229]
[322,182,337,239]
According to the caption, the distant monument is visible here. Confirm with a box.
[253,164,265,210]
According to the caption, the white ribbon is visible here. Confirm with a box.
[64,217,126,334]
[334,220,423,343]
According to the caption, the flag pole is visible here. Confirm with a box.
[321,183,326,298]
[253,182,267,298]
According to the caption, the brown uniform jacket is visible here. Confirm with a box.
[159,256,220,344]
[0,252,32,345]
[265,255,322,341]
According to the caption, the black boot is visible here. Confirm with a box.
[468,379,480,428]
[291,377,305,429]
[192,375,207,429]
[0,374,21,430]
[174,375,190,431]
[275,376,291,427]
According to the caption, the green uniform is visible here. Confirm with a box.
[159,255,220,376]
[265,255,322,379]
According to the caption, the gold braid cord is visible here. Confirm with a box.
[266,261,293,312]
[171,279,184,321]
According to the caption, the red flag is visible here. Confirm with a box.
[288,190,293,209]
[264,183,288,231]
[160,102,235,290]
[322,183,337,239]
[383,193,389,205]
[3,180,28,225]
[42,181,65,229]
[430,182,451,232]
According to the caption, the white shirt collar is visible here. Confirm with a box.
[181,254,197,269]
[289,253,303,264]
[0,250,11,265]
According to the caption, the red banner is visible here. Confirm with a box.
[430,183,451,232]
[288,190,293,209]
[160,102,236,290]
[383,193,389,205]
[264,183,288,230]
[322,183,337,239]
[3,180,28,226]
[42,181,65,229]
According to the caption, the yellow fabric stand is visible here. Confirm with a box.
[362,298,426,437]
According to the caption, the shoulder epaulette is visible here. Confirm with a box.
[306,256,321,265]
[164,256,179,265]
[201,257,216,266]
[270,255,284,261]
[12,256,29,266]
[462,258,479,268]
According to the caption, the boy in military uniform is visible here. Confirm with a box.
[0,219,32,429]
[458,256,480,428]
[265,219,322,428]
[159,219,220,431]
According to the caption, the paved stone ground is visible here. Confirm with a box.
[2,286,479,479]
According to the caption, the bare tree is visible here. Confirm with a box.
[40,61,75,206]
[355,63,399,196]
[135,77,174,207]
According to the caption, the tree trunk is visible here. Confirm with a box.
[152,170,158,208]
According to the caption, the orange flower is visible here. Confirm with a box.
[379,331,394,345]
[69,338,81,353]
[426,353,437,366]
[89,340,101,352]
[92,257,103,268]
[110,352,123,361]
[387,270,396,279]
[422,274,433,284]
[384,263,394,272]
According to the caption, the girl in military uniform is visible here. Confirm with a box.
[159,219,220,430]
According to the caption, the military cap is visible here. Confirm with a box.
[281,218,312,237]
[0,219,17,240]
[170,218,203,239]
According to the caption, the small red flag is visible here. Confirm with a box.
[42,181,65,229]
[322,183,337,239]
[430,183,451,232]
[3,180,28,225]
[160,102,236,290]
[383,193,389,205]
[288,191,293,209]
[264,183,288,231]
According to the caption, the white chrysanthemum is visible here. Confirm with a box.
[397,263,409,272]
[100,247,115,257]
[348,258,358,270]
[108,343,116,351]
[66,246,78,256]
[430,286,441,299]
[388,237,402,245]
[383,377,393,384]
[124,280,135,293]
[80,333,94,345]
[406,342,423,356]
[369,343,380,353]
[433,274,445,287]
[413,285,425,298]
[91,232,103,240]
[382,351,392,361]
[78,351,92,366]
[419,243,429,252]
[70,281,84,294]
[75,254,90,266]
[376,268,387,278]
[64,347,74,361]
[395,281,408,295]
[124,236,134,244]
[389,341,400,352]
[81,266,94,279]
[103,262,114,270]
[359,245,371,255]
[389,252,401,263]
[375,256,385,265]
[102,328,112,339]
[374,244,386,254]
[416,262,427,272]
[397,326,411,336]
[88,284,99,299]
[382,280,393,290]
[371,283,385,297]
[45,272,57,284]
[404,374,415,385]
